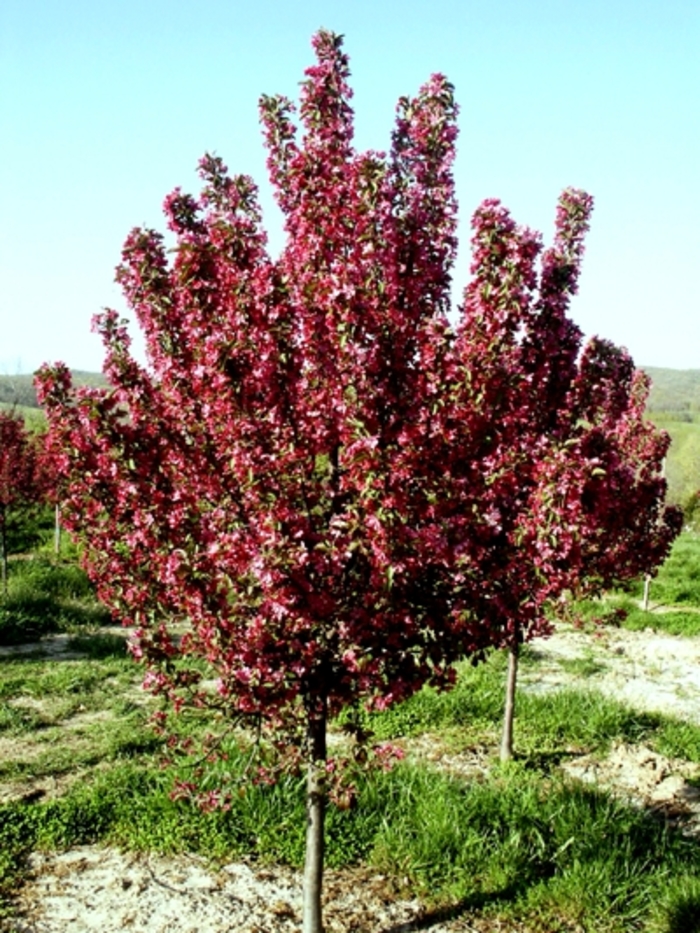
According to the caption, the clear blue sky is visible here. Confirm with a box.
[1,0,698,374]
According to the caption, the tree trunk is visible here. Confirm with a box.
[0,509,7,596]
[643,575,651,611]
[500,641,519,762]
[303,704,327,933]
[54,503,61,557]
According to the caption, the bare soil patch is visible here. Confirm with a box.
[524,625,700,723]
[7,850,516,933]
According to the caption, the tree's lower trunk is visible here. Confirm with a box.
[0,511,7,596]
[643,575,651,611]
[303,704,327,933]
[500,641,519,762]
[54,503,61,557]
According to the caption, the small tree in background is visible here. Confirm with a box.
[487,330,682,761]
[0,410,48,591]
[35,28,680,931]
[438,193,680,761]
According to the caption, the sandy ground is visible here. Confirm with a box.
[3,622,700,932]
[524,624,700,724]
[7,850,517,933]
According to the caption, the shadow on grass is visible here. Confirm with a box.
[381,883,523,932]
[66,632,129,660]
[0,601,113,648]
[0,556,112,648]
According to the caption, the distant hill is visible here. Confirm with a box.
[635,368,700,508]
[643,367,700,416]
[0,371,108,410]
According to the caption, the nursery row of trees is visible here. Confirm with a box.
[3,30,684,933]
[0,410,58,592]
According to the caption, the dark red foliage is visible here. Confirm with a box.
[0,411,46,522]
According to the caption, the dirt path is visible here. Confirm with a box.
[8,849,513,933]
[525,624,700,724]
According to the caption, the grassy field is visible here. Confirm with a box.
[1,539,700,931]
[646,412,700,508]
[563,531,700,639]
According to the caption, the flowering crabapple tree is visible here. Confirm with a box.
[555,343,681,634]
[37,32,493,929]
[0,410,48,592]
[491,328,681,759]
[454,191,681,761]
[34,28,676,931]
[564,338,681,606]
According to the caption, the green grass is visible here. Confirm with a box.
[623,607,700,637]
[0,557,111,645]
[646,410,700,507]
[0,654,135,704]
[626,533,700,608]
[558,531,700,637]
[0,403,45,433]
[644,367,700,416]
[3,502,54,556]
[351,649,700,764]
[565,593,700,638]
[371,763,698,931]
[1,750,697,932]
[556,651,608,678]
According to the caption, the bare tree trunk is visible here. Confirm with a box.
[643,460,666,611]
[54,502,61,557]
[500,641,519,762]
[303,703,327,933]
[0,508,7,596]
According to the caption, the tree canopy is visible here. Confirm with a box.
[36,29,680,932]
